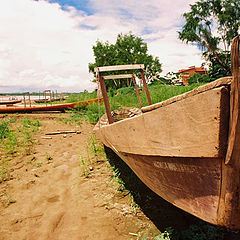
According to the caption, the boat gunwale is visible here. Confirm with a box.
[141,76,232,113]
[96,76,232,130]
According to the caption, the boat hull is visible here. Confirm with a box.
[0,100,22,105]
[94,79,240,228]
[94,35,240,228]
[0,98,102,113]
[114,151,222,225]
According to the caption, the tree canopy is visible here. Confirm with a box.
[88,33,162,90]
[179,0,240,78]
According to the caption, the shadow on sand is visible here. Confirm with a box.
[104,146,240,240]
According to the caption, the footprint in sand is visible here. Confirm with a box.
[56,164,69,175]
[47,195,60,203]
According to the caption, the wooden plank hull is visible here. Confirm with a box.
[94,80,240,228]
[97,86,229,158]
[115,152,221,225]
[0,98,102,113]
[94,35,240,229]
[0,99,22,105]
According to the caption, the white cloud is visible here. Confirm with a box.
[0,0,203,92]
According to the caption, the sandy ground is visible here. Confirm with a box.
[0,113,159,240]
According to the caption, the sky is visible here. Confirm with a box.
[0,0,204,93]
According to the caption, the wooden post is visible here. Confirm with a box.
[132,74,143,108]
[44,92,47,106]
[217,35,240,228]
[28,92,31,107]
[23,95,26,108]
[140,69,152,105]
[50,91,52,105]
[98,73,114,124]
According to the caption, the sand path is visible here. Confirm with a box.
[0,114,157,240]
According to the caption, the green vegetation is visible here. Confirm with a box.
[66,83,204,125]
[66,90,97,103]
[0,117,40,182]
[187,73,213,84]
[88,32,162,90]
[57,112,83,125]
[79,134,105,178]
[179,0,240,79]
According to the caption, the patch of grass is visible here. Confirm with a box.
[173,221,224,240]
[79,156,91,178]
[0,160,9,182]
[128,193,140,215]
[57,112,83,125]
[65,83,204,125]
[66,90,97,103]
[0,190,16,208]
[129,228,173,240]
[0,117,40,182]
[35,162,42,168]
[79,134,105,177]
[45,152,53,164]
[152,228,173,240]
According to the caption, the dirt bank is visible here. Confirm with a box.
[0,113,159,240]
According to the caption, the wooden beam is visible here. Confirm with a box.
[140,69,152,105]
[98,73,114,124]
[217,35,240,229]
[103,74,133,80]
[132,74,143,108]
[94,64,144,73]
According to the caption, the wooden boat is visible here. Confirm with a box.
[94,36,240,229]
[34,99,50,103]
[0,99,22,105]
[34,97,65,103]
[0,98,102,113]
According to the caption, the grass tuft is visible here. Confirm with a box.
[0,117,40,182]
[65,83,204,125]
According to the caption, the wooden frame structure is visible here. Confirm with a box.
[44,90,52,106]
[23,92,31,108]
[94,64,152,124]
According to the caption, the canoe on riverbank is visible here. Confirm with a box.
[94,35,240,229]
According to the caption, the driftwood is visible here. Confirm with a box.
[41,136,52,139]
[45,130,81,135]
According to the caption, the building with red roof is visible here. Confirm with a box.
[177,66,208,85]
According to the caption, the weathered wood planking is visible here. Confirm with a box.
[217,35,240,229]
[116,151,221,224]
[142,76,232,113]
[94,35,240,229]
[94,64,144,72]
[103,74,133,80]
[98,86,229,158]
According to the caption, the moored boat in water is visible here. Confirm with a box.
[94,36,240,229]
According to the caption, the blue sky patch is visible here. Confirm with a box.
[141,28,153,35]
[80,24,97,30]
[47,0,94,15]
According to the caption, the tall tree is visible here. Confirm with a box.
[179,0,240,78]
[89,33,162,90]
